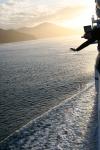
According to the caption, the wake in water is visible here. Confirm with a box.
[0,82,97,150]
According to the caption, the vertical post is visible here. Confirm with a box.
[98,40,100,150]
[92,15,94,28]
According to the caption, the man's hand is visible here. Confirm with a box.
[70,48,77,51]
[82,32,92,39]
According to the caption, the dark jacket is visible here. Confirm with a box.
[92,27,100,40]
[96,53,100,73]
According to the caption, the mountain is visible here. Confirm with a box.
[0,29,36,43]
[18,22,78,38]
[0,22,79,43]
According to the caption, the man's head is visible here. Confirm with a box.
[95,0,100,18]
[96,0,100,9]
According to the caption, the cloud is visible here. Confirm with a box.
[0,0,86,29]
[53,6,86,20]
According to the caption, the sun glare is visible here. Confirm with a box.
[62,15,91,28]
[61,6,95,30]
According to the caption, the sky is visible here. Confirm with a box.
[0,0,96,29]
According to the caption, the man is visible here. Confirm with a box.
[71,27,100,95]
[70,27,100,51]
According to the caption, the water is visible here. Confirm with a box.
[0,36,97,142]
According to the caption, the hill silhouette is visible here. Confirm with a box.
[0,29,36,43]
[0,22,80,43]
[18,22,78,38]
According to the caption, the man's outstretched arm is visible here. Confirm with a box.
[70,39,95,51]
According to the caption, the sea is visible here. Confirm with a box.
[0,36,97,142]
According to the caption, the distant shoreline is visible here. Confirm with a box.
[0,35,81,45]
[0,22,81,44]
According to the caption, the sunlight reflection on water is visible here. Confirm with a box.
[0,36,98,141]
